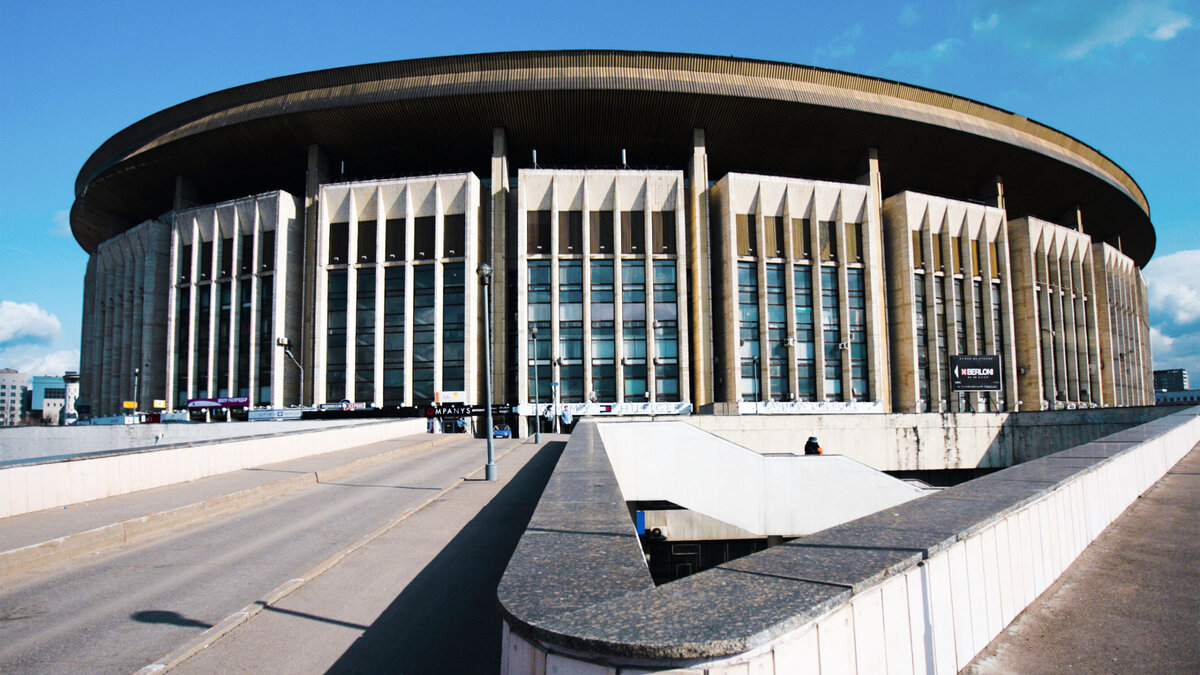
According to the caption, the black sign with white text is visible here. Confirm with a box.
[950,354,1002,391]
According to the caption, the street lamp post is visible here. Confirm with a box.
[531,326,540,444]
[478,263,498,481]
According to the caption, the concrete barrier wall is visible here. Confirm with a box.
[687,405,1178,471]
[498,407,1200,674]
[0,419,378,464]
[0,418,426,519]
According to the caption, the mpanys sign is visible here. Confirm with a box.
[950,355,1002,391]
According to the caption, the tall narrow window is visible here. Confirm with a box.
[219,237,233,279]
[559,261,584,403]
[355,270,376,402]
[236,283,252,397]
[846,222,864,263]
[411,266,436,403]
[200,240,213,280]
[848,269,868,400]
[911,230,925,269]
[328,223,348,264]
[413,216,435,259]
[738,261,760,401]
[622,260,647,400]
[589,211,614,254]
[915,274,930,411]
[791,218,811,260]
[794,266,815,400]
[935,280,950,406]
[325,270,348,402]
[764,216,785,258]
[991,283,1005,409]
[385,218,406,261]
[216,281,231,396]
[820,221,838,262]
[441,263,465,393]
[527,261,551,404]
[256,280,273,404]
[590,260,615,401]
[179,244,193,283]
[766,263,788,400]
[259,230,275,272]
[971,240,981,277]
[527,210,551,254]
[239,235,254,274]
[652,211,677,254]
[559,211,582,254]
[952,236,963,275]
[821,267,842,401]
[736,215,757,257]
[382,267,405,405]
[989,242,1001,279]
[357,219,376,263]
[195,287,211,396]
[932,235,944,272]
[621,211,645,254]
[174,291,190,407]
[443,214,465,258]
[653,261,679,401]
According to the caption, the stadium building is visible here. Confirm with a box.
[71,51,1155,423]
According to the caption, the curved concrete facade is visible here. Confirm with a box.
[72,51,1155,417]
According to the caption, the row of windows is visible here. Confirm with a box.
[912,232,1002,279]
[527,258,680,402]
[913,272,1007,411]
[177,231,276,283]
[173,277,274,407]
[528,210,677,255]
[735,216,865,263]
[327,215,466,264]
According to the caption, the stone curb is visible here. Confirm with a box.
[0,435,459,582]
[134,438,536,674]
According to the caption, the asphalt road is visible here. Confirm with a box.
[0,436,517,675]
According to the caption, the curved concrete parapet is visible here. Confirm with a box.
[497,407,1200,673]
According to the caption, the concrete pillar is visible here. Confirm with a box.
[302,144,331,408]
[856,148,890,410]
[687,129,713,407]
[490,128,510,404]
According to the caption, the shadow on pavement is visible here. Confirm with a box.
[130,610,212,629]
[326,441,566,674]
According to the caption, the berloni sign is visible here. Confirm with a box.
[950,354,1003,391]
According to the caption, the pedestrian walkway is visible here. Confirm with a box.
[170,435,568,674]
[966,442,1200,674]
[0,432,462,581]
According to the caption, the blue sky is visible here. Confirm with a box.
[1,0,1197,381]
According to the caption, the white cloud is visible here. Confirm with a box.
[971,0,1192,59]
[1150,325,1175,353]
[816,24,863,59]
[889,38,964,70]
[0,301,62,346]
[52,209,71,237]
[1145,249,1200,325]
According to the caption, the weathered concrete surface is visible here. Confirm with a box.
[966,442,1200,675]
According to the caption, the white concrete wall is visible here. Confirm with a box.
[503,409,1200,674]
[599,422,924,537]
[0,419,382,463]
[0,418,426,518]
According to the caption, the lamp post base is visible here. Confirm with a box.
[485,462,498,482]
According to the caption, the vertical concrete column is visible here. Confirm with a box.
[686,129,713,407]
[754,190,769,402]
[613,180,625,401]
[835,202,853,400]
[1081,251,1104,406]
[881,194,917,412]
[302,145,331,408]
[1135,272,1153,404]
[490,128,510,404]
[1047,243,1069,405]
[811,203,827,402]
[403,188,416,407]
[938,227,958,411]
[959,231,981,411]
[80,257,97,413]
[782,187,800,400]
[856,148,890,410]
[432,185,444,396]
[674,176,691,404]
[346,190,360,401]
[581,183,593,401]
[922,224,943,411]
[374,186,386,407]
[643,179,656,402]
[143,223,170,408]
[1071,253,1091,403]
[708,179,735,403]
[550,176,561,402]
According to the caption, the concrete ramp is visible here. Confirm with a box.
[598,421,926,537]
